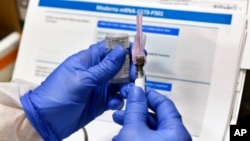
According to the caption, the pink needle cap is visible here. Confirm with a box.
[132,12,146,64]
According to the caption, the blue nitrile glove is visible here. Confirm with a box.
[112,85,192,141]
[20,41,132,141]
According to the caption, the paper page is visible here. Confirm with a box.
[241,1,250,69]
[13,0,247,140]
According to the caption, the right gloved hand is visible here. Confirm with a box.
[112,85,192,141]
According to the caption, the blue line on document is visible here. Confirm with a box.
[39,0,232,24]
[98,21,179,35]
[146,81,172,91]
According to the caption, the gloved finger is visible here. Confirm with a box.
[86,45,127,84]
[146,87,182,127]
[118,83,135,98]
[123,86,148,127]
[112,110,125,125]
[107,82,134,99]
[108,94,124,110]
[88,40,108,60]
[106,83,133,111]
[147,112,158,130]
[129,64,136,81]
[113,110,158,130]
[73,40,108,68]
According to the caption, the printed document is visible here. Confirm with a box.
[13,0,247,140]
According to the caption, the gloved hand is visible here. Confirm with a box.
[20,41,131,141]
[112,85,192,141]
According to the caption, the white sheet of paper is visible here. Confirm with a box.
[13,0,247,140]
[241,1,250,69]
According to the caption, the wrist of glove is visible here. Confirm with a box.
[21,41,129,140]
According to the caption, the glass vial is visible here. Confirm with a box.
[105,33,130,83]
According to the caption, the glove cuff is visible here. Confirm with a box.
[20,91,59,141]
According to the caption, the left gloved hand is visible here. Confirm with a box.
[20,41,130,141]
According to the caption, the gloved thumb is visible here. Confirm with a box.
[123,86,148,126]
[87,45,126,84]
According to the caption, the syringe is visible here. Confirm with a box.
[132,12,146,92]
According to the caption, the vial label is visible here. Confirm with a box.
[105,33,130,83]
[112,54,130,79]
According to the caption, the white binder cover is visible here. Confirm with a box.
[13,0,247,140]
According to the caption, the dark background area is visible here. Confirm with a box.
[238,70,250,126]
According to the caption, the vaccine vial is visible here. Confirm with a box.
[105,33,130,83]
